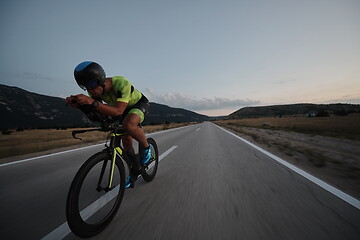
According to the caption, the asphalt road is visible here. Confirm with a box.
[1,122,359,240]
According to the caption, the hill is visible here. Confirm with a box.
[0,84,86,129]
[0,84,210,129]
[229,103,360,119]
[145,103,210,125]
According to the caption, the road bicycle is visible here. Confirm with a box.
[65,107,159,238]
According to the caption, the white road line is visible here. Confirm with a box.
[0,126,190,168]
[215,124,360,210]
[159,146,178,161]
[148,124,192,136]
[196,128,200,131]
[147,145,177,169]
[0,144,104,168]
[41,145,177,240]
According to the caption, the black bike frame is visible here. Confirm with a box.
[73,128,129,191]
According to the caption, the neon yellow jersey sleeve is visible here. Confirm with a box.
[113,76,131,103]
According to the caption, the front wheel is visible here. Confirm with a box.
[141,138,159,182]
[66,151,125,238]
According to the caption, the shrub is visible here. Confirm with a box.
[2,129,13,135]
[316,110,330,117]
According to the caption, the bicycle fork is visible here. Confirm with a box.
[96,147,123,192]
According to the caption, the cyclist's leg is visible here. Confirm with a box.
[122,112,149,149]
[121,133,140,188]
[121,135,134,152]
[121,134,140,171]
[122,95,150,149]
[123,99,151,164]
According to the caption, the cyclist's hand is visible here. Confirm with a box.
[72,94,94,105]
[65,95,80,108]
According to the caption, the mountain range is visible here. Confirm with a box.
[0,84,210,129]
[1,84,359,129]
[229,103,360,118]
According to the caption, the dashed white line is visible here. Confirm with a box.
[159,146,178,162]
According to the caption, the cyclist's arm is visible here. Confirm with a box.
[94,100,127,117]
[98,77,132,117]
[70,94,128,117]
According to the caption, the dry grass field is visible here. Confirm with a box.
[215,113,360,198]
[218,113,360,140]
[0,122,193,160]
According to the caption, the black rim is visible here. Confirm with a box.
[66,153,125,237]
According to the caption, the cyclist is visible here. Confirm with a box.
[66,61,151,188]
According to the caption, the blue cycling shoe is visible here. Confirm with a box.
[142,145,152,164]
[125,176,135,189]
[125,170,141,189]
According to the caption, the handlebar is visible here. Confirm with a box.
[72,128,103,140]
[68,102,133,140]
[71,125,129,140]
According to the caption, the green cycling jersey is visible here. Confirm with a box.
[88,76,148,122]
[91,76,142,108]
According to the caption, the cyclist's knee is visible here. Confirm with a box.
[122,136,133,149]
[122,115,140,131]
[122,121,134,131]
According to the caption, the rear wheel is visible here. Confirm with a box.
[141,138,159,182]
[66,151,125,238]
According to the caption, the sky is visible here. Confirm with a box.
[0,0,359,116]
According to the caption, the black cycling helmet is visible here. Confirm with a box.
[74,61,106,90]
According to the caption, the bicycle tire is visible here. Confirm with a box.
[66,151,125,238]
[141,138,159,182]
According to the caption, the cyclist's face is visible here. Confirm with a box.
[87,85,102,97]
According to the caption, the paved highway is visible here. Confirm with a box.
[1,122,359,240]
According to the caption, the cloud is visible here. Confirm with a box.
[145,88,260,111]
[18,72,53,82]
[274,78,297,85]
[318,95,360,105]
